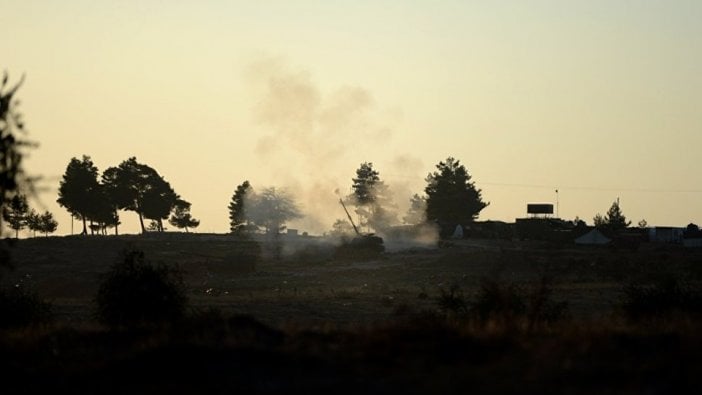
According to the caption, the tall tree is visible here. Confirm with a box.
[349,162,397,232]
[57,155,101,235]
[169,200,200,233]
[0,73,30,223]
[228,180,252,234]
[248,187,301,235]
[38,211,58,237]
[403,193,427,225]
[424,157,488,227]
[594,198,631,232]
[3,194,29,238]
[26,209,41,237]
[103,157,180,234]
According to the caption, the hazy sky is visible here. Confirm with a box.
[2,0,701,235]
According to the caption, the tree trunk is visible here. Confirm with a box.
[82,215,87,235]
[138,212,146,234]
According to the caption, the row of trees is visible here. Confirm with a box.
[2,194,58,238]
[227,157,489,237]
[57,156,199,235]
[340,157,488,235]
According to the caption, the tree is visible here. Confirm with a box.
[57,155,101,235]
[0,73,31,223]
[349,162,397,232]
[26,209,41,237]
[169,200,200,232]
[103,157,181,234]
[638,219,648,229]
[248,187,301,235]
[403,194,427,225]
[3,194,28,238]
[38,211,58,236]
[594,198,631,232]
[329,218,355,239]
[424,157,488,227]
[228,180,252,234]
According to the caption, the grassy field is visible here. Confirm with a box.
[2,234,702,393]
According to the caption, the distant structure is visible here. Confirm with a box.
[527,203,554,218]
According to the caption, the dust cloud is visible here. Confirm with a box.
[243,57,437,248]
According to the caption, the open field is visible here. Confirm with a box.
[3,234,702,393]
[5,234,702,325]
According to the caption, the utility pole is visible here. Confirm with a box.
[555,189,559,218]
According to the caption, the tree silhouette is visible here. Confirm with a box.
[26,209,41,237]
[594,198,630,232]
[169,199,200,232]
[0,72,31,221]
[104,157,180,234]
[3,194,28,238]
[425,157,488,227]
[403,193,427,225]
[57,155,101,235]
[228,180,252,234]
[39,211,58,236]
[349,162,397,232]
[248,187,301,235]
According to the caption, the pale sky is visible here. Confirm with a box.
[2,0,701,235]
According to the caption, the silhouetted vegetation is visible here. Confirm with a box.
[0,285,52,329]
[3,194,28,238]
[622,276,702,321]
[349,162,398,233]
[168,199,199,232]
[229,180,253,234]
[95,250,187,328]
[425,157,488,236]
[594,198,631,232]
[57,156,199,235]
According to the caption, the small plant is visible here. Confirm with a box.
[622,276,702,321]
[95,249,187,328]
[471,280,526,323]
[437,284,467,314]
[0,285,52,329]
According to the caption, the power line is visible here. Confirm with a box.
[480,182,702,194]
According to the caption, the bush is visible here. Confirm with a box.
[471,280,526,323]
[0,285,52,329]
[437,284,467,314]
[622,276,702,321]
[95,250,187,328]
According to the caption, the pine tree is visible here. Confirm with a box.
[349,162,397,232]
[3,194,29,238]
[39,211,58,236]
[403,194,427,225]
[26,209,41,237]
[228,180,252,234]
[57,155,101,235]
[425,157,488,227]
[169,200,200,232]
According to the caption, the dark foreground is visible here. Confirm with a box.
[3,316,701,394]
[2,234,702,393]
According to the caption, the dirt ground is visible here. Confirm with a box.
[3,233,701,326]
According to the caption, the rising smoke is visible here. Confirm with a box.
[244,57,437,247]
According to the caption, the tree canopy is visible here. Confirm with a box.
[3,194,28,238]
[169,200,200,233]
[594,199,631,232]
[424,157,488,226]
[247,187,301,235]
[57,155,100,235]
[349,162,397,233]
[228,180,252,234]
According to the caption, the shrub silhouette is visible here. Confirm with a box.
[96,250,187,328]
[0,285,52,329]
[437,284,467,314]
[622,276,702,321]
[471,280,526,323]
